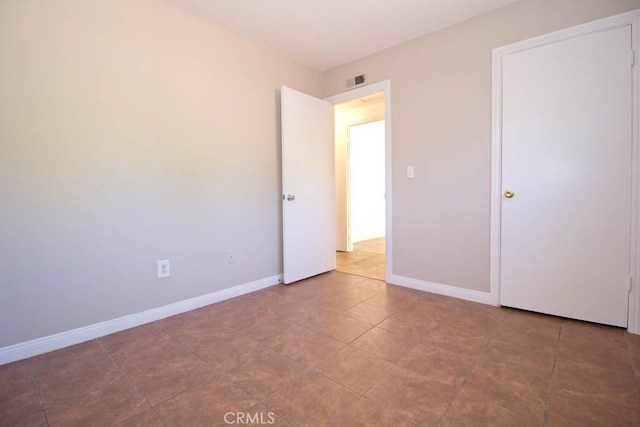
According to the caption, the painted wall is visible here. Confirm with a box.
[334,99,384,251]
[0,0,322,347]
[324,0,640,292]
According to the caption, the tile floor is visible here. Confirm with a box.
[336,237,385,280]
[2,270,640,426]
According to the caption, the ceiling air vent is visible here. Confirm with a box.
[346,74,365,88]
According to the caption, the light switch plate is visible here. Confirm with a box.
[407,166,415,179]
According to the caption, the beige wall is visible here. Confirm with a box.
[0,0,322,347]
[334,98,385,251]
[324,0,640,293]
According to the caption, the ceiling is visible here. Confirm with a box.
[160,0,519,71]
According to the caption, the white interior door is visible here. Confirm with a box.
[500,26,633,327]
[281,86,335,284]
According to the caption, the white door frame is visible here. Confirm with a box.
[489,10,640,334]
[325,80,393,282]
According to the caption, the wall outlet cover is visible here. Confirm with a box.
[157,259,170,278]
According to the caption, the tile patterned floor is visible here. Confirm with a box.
[336,237,385,280]
[2,269,640,426]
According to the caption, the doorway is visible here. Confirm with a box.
[332,93,386,280]
[280,80,392,285]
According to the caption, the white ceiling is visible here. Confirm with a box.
[161,0,519,71]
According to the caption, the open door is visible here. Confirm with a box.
[281,87,335,284]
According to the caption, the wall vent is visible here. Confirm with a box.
[346,74,366,88]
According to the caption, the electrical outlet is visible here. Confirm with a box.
[157,259,170,278]
[226,250,236,264]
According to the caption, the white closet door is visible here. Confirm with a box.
[500,25,633,327]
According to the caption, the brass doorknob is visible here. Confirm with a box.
[504,190,515,199]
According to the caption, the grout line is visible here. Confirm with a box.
[27,357,49,427]
[175,288,384,423]
[156,322,258,399]
[163,307,347,422]
[230,268,386,424]
[320,348,409,424]
[345,321,442,423]
[542,319,563,426]
[331,395,366,425]
[255,362,329,426]
[436,308,508,427]
[96,338,167,426]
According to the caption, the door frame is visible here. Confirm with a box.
[325,80,393,282]
[489,9,640,333]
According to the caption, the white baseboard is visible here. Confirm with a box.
[387,274,496,306]
[0,275,282,366]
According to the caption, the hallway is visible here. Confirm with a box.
[336,238,385,281]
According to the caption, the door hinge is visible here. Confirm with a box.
[631,50,635,67]
[628,276,633,292]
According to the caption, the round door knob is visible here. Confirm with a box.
[286,194,295,201]
[504,190,515,199]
